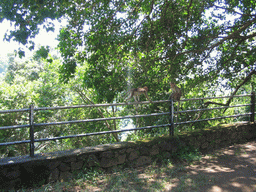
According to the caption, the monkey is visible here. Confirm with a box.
[126,86,152,102]
[169,82,182,102]
[169,82,182,120]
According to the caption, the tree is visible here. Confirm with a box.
[0,52,124,157]
[1,0,255,101]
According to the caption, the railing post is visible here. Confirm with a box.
[169,99,174,136]
[29,105,35,157]
[251,92,255,123]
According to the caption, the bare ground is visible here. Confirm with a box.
[181,140,256,192]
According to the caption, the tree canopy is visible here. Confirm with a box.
[1,0,256,102]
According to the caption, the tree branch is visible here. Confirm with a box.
[213,5,256,17]
[204,70,256,113]
[178,16,256,56]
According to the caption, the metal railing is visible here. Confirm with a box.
[0,93,255,157]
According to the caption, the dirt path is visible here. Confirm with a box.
[181,140,256,192]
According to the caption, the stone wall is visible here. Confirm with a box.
[0,122,255,190]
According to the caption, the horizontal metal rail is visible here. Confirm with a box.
[34,112,170,127]
[177,104,251,114]
[0,108,30,114]
[0,100,169,115]
[34,100,169,111]
[0,124,30,130]
[175,113,251,125]
[34,124,170,143]
[0,140,30,146]
[181,94,252,101]
[0,94,251,113]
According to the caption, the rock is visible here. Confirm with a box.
[117,154,126,165]
[63,156,76,163]
[87,154,100,167]
[118,148,126,154]
[48,161,61,170]
[71,161,83,171]
[128,151,139,161]
[159,141,172,151]
[20,163,50,187]
[0,178,21,191]
[139,146,150,155]
[59,163,70,172]
[126,148,134,153]
[59,171,73,182]
[136,156,151,167]
[6,170,20,180]
[48,168,59,182]
[201,142,209,149]
[101,151,114,159]
[150,145,159,156]
[100,158,117,168]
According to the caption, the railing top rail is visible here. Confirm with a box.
[34,100,169,111]
[0,94,252,113]
[0,108,30,114]
[178,104,250,114]
[181,94,252,101]
[0,124,30,131]
[34,112,170,127]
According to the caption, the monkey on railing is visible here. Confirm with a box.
[126,86,152,102]
[169,82,182,118]
[169,83,182,102]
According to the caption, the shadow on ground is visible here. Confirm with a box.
[180,140,256,192]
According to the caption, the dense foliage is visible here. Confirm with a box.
[0,0,255,157]
[1,0,255,101]
[0,55,121,157]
